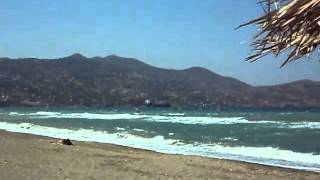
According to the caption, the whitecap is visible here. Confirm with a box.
[0,121,319,172]
[8,111,320,129]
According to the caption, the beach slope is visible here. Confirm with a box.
[0,130,319,180]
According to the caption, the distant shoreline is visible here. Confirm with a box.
[0,130,319,179]
[1,105,320,112]
[1,55,320,109]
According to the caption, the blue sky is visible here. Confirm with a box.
[0,0,319,85]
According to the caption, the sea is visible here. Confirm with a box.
[0,107,320,172]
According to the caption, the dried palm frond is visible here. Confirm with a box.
[238,0,320,67]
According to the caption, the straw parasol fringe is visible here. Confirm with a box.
[238,0,320,67]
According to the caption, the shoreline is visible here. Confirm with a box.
[1,120,320,173]
[1,130,319,179]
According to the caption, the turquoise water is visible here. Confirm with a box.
[0,107,320,171]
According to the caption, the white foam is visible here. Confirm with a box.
[8,111,320,129]
[285,122,320,129]
[167,113,185,116]
[115,127,126,131]
[132,128,145,132]
[7,111,262,125]
[9,112,19,115]
[221,137,239,141]
[0,121,319,172]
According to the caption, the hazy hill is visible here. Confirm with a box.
[0,54,319,109]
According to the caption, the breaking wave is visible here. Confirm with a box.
[8,111,320,129]
[0,121,319,172]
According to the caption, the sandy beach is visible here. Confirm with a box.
[0,130,319,180]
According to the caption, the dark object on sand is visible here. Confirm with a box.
[59,139,73,145]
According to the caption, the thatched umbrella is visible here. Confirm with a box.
[238,0,320,67]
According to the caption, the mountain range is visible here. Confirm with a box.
[0,53,319,110]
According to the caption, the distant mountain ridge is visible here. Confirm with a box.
[0,54,319,109]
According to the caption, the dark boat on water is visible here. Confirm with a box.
[144,99,171,108]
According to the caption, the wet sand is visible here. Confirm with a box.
[0,130,319,180]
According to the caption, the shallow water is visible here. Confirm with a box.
[0,107,320,172]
